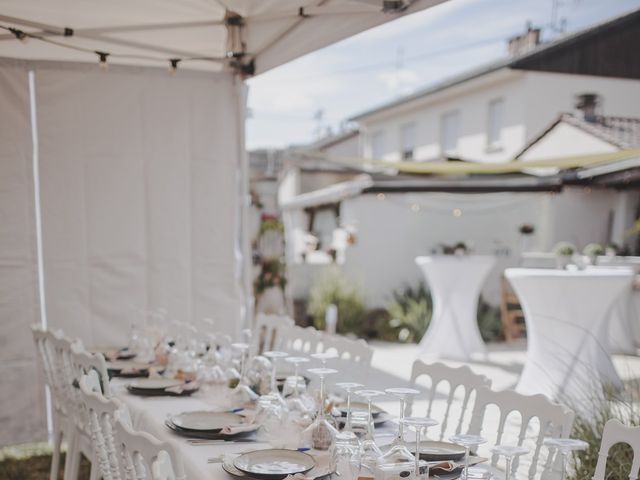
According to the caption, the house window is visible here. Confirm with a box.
[371,131,385,159]
[441,110,460,156]
[488,98,504,148]
[400,122,416,160]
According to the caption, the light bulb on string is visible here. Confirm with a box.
[453,208,462,217]
[9,28,28,43]
[411,203,420,212]
[96,51,109,71]
[169,58,181,75]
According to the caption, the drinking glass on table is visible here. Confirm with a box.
[331,431,362,480]
[336,382,364,433]
[543,438,588,480]
[354,389,385,475]
[228,342,258,404]
[450,434,488,480]
[401,416,438,480]
[304,367,339,450]
[490,445,529,480]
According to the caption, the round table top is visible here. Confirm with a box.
[505,267,634,279]
[415,254,495,265]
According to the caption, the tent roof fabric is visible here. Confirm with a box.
[0,0,446,75]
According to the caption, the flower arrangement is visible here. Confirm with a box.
[254,259,286,294]
[258,213,284,236]
[439,241,469,255]
[553,241,576,256]
[583,243,605,257]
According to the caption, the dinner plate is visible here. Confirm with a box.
[165,419,257,440]
[406,440,466,461]
[336,411,391,427]
[233,449,315,480]
[223,455,330,480]
[128,378,183,390]
[337,401,384,418]
[171,411,244,432]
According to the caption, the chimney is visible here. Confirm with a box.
[575,93,601,123]
[507,22,541,56]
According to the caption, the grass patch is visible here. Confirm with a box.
[0,444,90,480]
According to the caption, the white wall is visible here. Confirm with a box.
[358,68,640,165]
[334,188,622,309]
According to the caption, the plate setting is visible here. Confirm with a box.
[406,440,466,461]
[171,411,245,432]
[233,449,315,480]
[126,378,198,397]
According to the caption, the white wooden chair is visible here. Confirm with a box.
[318,333,373,366]
[113,414,186,480]
[593,419,640,480]
[407,360,491,441]
[32,326,69,480]
[253,313,294,354]
[280,325,322,355]
[467,387,575,480]
[79,372,125,480]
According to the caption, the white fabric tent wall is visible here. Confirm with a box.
[34,62,245,344]
[0,61,47,445]
[0,59,245,445]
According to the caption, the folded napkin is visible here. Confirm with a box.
[221,423,259,435]
[429,461,458,473]
[165,381,200,394]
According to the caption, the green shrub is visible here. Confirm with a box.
[384,282,432,343]
[477,298,503,342]
[307,266,366,335]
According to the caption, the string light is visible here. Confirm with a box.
[377,193,386,201]
[96,51,109,71]
[411,203,420,212]
[8,27,28,43]
[169,58,181,75]
[453,208,462,217]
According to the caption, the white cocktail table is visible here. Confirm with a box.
[505,267,633,403]
[415,255,495,361]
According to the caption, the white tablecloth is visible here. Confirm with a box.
[505,267,633,404]
[415,256,495,361]
[112,360,414,480]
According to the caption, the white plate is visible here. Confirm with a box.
[337,401,384,417]
[233,449,315,478]
[128,379,182,390]
[171,411,243,432]
[336,411,390,427]
[406,440,466,461]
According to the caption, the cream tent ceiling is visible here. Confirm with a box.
[0,0,446,74]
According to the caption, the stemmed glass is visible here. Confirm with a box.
[490,445,529,480]
[332,431,362,480]
[354,389,385,474]
[335,382,364,433]
[401,416,439,480]
[543,438,588,480]
[263,351,289,398]
[229,342,258,404]
[284,356,311,412]
[305,367,339,450]
[450,434,488,480]
[385,387,420,446]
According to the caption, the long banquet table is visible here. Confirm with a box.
[111,360,414,480]
[505,267,633,403]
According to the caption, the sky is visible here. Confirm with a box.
[245,0,640,150]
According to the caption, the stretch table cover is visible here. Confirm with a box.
[415,255,495,361]
[506,267,633,404]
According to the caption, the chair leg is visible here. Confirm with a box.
[89,457,99,480]
[50,426,63,480]
[63,429,80,480]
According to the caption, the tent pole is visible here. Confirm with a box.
[234,78,254,334]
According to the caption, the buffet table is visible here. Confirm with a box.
[415,256,495,361]
[505,267,633,403]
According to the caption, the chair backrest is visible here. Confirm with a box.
[318,333,373,366]
[70,342,111,396]
[468,387,575,480]
[46,329,79,415]
[79,372,125,480]
[31,325,59,402]
[593,419,640,480]
[408,360,491,440]
[114,416,186,480]
[280,325,321,355]
[253,314,294,354]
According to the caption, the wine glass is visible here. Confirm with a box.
[263,351,289,396]
[490,445,529,480]
[354,389,385,475]
[450,434,488,480]
[336,382,364,433]
[311,351,338,366]
[385,387,420,445]
[305,367,339,450]
[228,343,258,404]
[401,416,439,480]
[543,438,588,480]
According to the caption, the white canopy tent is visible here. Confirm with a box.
[0,0,446,446]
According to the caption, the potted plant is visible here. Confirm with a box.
[553,242,576,269]
[583,243,605,265]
